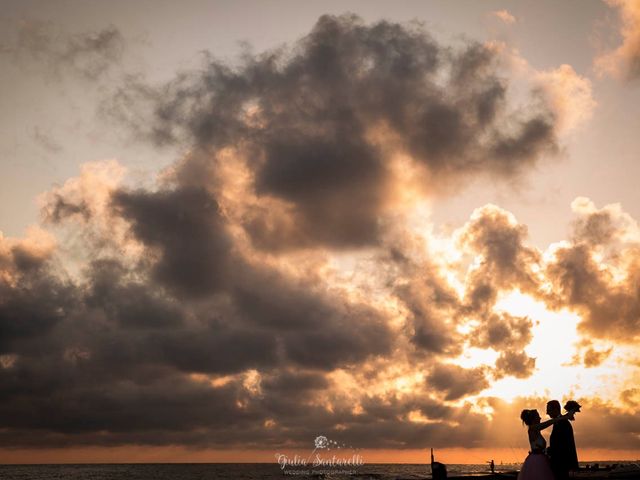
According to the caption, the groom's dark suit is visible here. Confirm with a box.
[548,418,578,480]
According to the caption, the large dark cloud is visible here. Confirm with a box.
[110,182,394,369]
[0,240,74,354]
[112,187,233,298]
[108,14,559,250]
[0,172,396,450]
[0,187,573,451]
[0,248,393,449]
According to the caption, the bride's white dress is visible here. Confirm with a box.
[517,429,555,480]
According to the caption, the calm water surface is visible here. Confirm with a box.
[1,462,636,479]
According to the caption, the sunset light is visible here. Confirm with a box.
[2,1,640,477]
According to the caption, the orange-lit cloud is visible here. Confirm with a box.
[485,42,596,135]
[491,10,517,25]
[0,14,638,461]
[534,64,597,133]
[595,0,640,81]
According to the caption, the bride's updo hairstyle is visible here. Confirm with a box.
[520,409,538,425]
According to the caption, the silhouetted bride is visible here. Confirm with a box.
[517,408,575,480]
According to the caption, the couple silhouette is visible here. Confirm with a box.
[518,400,581,480]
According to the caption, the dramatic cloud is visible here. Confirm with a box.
[544,198,640,341]
[595,0,640,81]
[4,172,640,450]
[108,14,561,249]
[459,204,543,295]
[0,13,636,455]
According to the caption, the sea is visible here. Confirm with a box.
[0,463,508,480]
[0,462,637,479]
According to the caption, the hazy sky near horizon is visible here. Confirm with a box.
[2,0,640,461]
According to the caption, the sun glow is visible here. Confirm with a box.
[462,291,635,404]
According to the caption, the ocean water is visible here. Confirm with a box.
[1,462,638,479]
[0,463,515,480]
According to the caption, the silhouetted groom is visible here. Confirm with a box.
[546,400,580,480]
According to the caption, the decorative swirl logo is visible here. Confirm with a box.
[314,435,329,449]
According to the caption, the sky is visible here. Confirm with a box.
[1,0,640,465]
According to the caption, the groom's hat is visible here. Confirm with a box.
[564,400,582,412]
